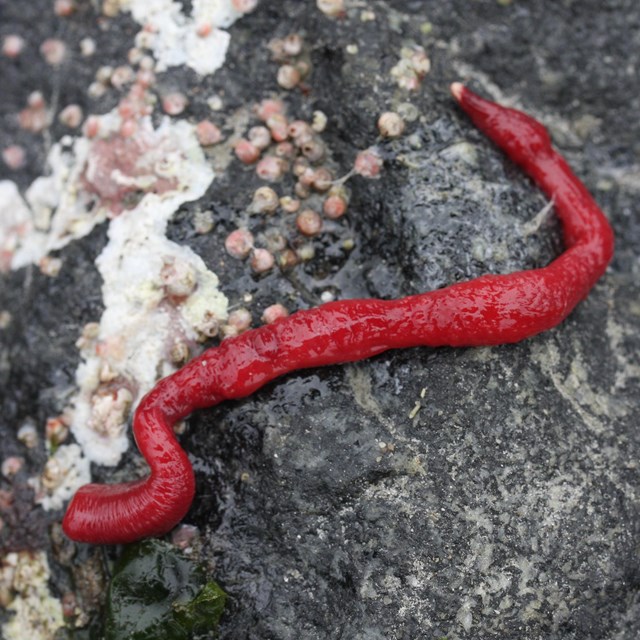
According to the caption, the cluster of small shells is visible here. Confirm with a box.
[222,102,406,338]
[224,20,409,329]
[1,12,87,170]
[390,44,431,91]
[268,33,311,91]
[1,412,71,517]
[229,96,352,277]
[18,91,49,134]
[86,54,157,140]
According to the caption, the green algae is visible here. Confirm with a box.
[104,540,226,640]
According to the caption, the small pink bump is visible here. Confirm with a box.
[40,38,67,66]
[227,308,252,333]
[311,167,333,192]
[354,147,383,178]
[250,186,280,214]
[294,180,311,200]
[323,194,348,219]
[2,145,26,170]
[196,120,222,146]
[250,248,275,273]
[377,111,405,138]
[280,196,300,213]
[277,64,301,90]
[275,141,295,159]
[136,69,155,88]
[171,524,200,549]
[58,104,83,128]
[118,98,136,120]
[162,91,188,116]
[255,98,285,122]
[248,126,272,150]
[2,35,25,59]
[1,456,24,478]
[111,65,135,90]
[298,166,316,187]
[300,137,326,163]
[288,120,312,140]
[54,0,76,17]
[283,34,303,57]
[256,156,287,182]
[292,156,310,177]
[28,91,45,109]
[296,208,323,236]
[84,115,101,138]
[235,139,261,164]
[266,113,289,142]
[225,228,254,259]
[262,303,289,324]
[19,94,47,133]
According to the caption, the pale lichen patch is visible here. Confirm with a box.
[1,552,64,640]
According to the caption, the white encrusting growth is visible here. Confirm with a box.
[70,117,228,465]
[0,181,34,271]
[29,444,91,511]
[122,0,247,75]
[0,137,98,271]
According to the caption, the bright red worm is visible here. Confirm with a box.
[62,84,614,544]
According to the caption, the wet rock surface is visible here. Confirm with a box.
[1,1,639,638]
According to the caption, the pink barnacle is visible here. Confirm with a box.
[19,92,48,133]
[266,113,289,142]
[323,193,348,219]
[255,98,286,122]
[250,248,275,273]
[2,35,25,58]
[83,116,101,138]
[40,38,67,66]
[225,228,254,259]
[354,147,383,179]
[2,145,26,170]
[256,156,288,182]
[58,104,83,128]
[162,92,188,116]
[195,120,222,147]
[235,139,261,164]
[54,0,76,17]
[262,303,289,324]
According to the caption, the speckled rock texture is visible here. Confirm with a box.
[1,1,639,639]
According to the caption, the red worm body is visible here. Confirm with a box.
[62,84,614,544]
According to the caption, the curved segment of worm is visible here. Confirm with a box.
[62,84,614,544]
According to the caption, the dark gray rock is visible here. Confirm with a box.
[1,0,639,638]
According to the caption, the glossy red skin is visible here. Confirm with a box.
[62,85,614,544]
